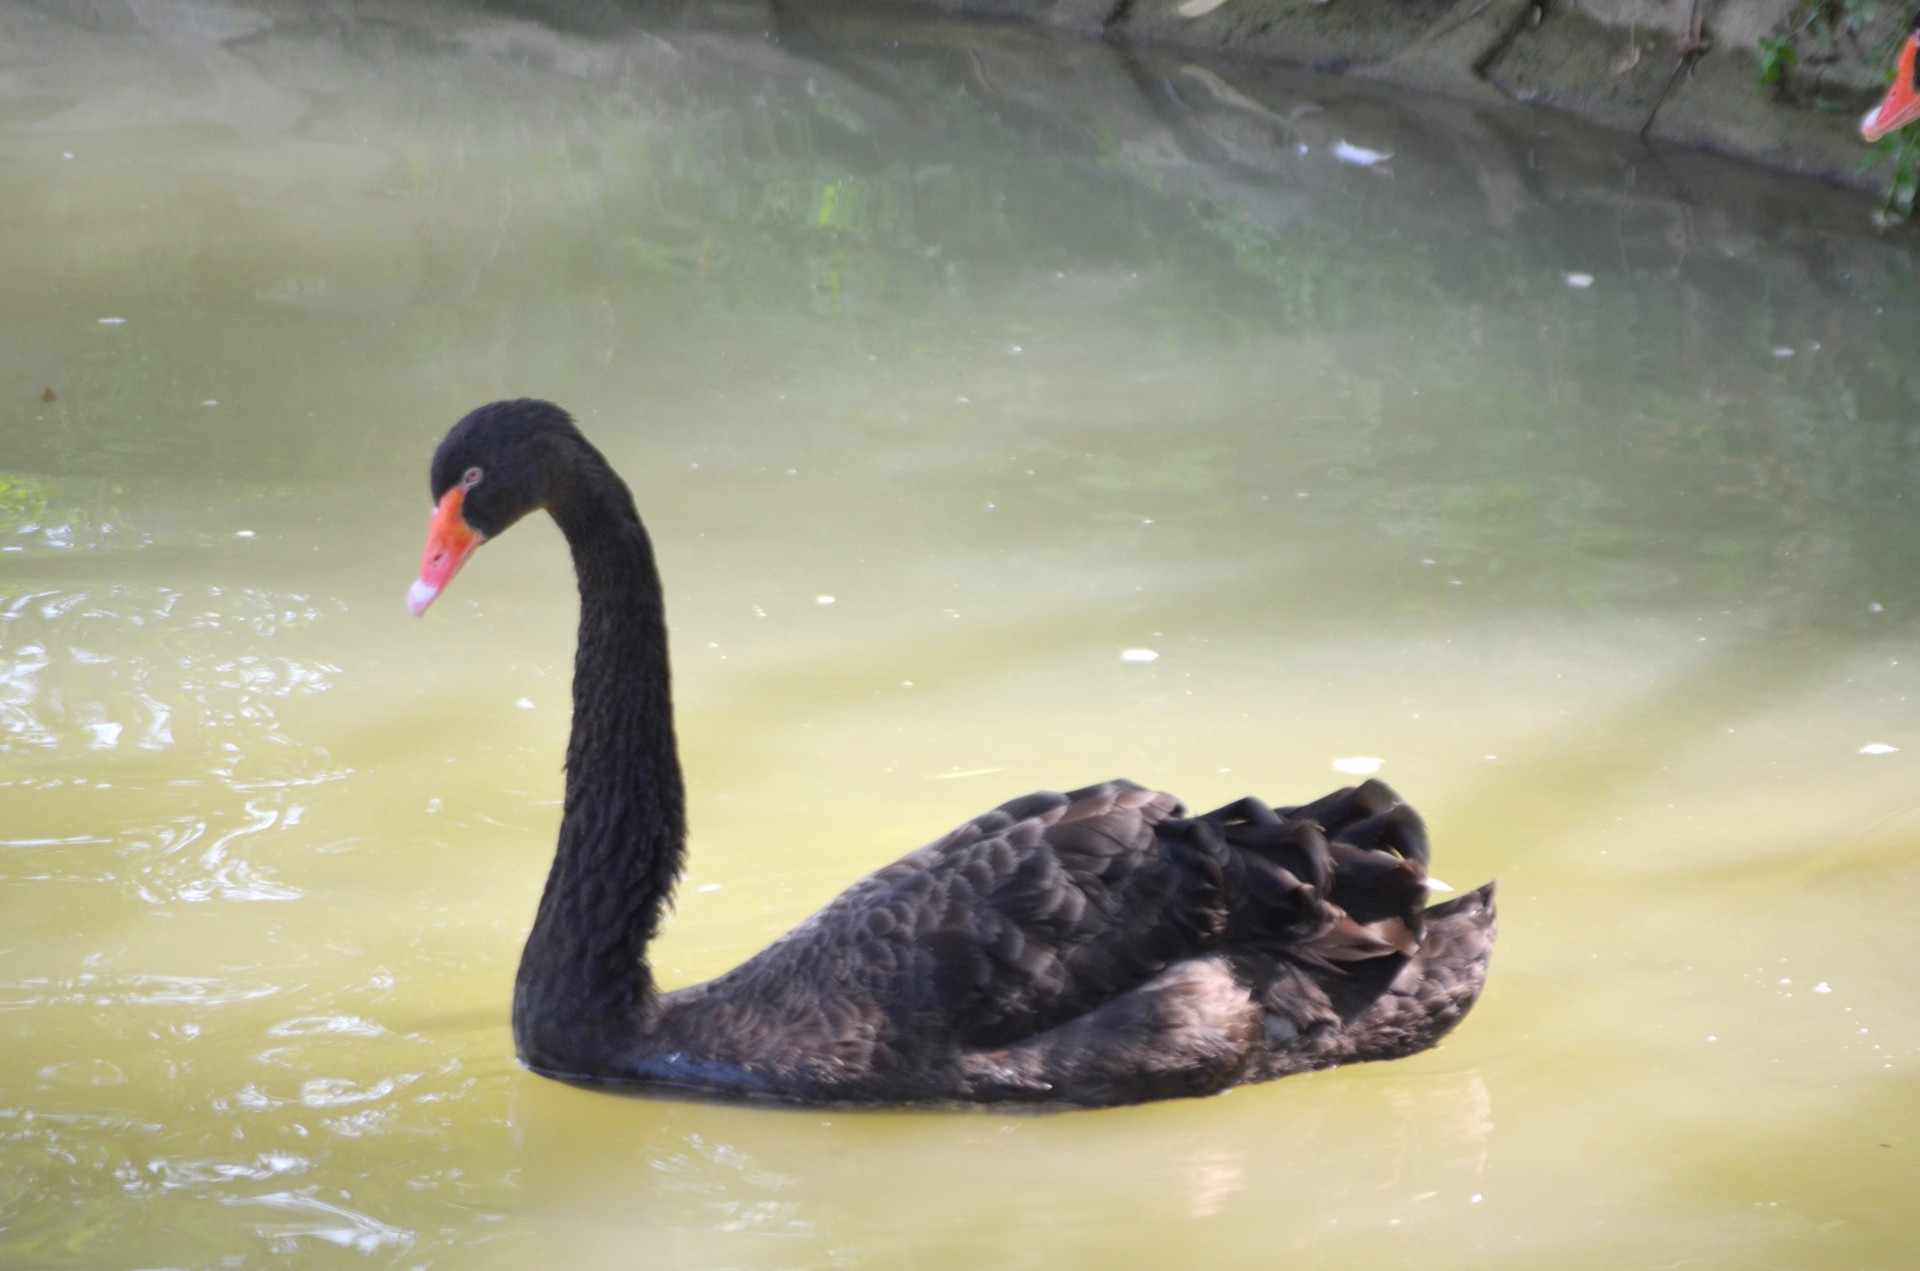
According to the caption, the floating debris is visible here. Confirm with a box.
[1332,140,1392,167]
[41,388,54,403]
[1120,648,1159,663]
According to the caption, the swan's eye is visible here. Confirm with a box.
[462,467,485,490]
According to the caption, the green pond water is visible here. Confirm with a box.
[4,2,1920,1267]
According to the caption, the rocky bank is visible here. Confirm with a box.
[847,0,1912,192]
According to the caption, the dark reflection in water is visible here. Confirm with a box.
[4,3,1920,1269]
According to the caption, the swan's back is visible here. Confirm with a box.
[650,779,1495,1106]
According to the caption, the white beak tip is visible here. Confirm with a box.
[1423,875,1456,893]
[407,579,439,616]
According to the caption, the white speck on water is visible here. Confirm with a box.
[1859,743,1898,755]
[900,680,914,688]
[1814,982,1832,994]
[1770,347,1794,358]
[1564,272,1594,288]
[816,595,836,606]
[1009,344,1023,354]
[752,606,767,618]
[1706,1035,1717,1042]
[1447,578,1463,587]
[63,151,74,159]
[1484,754,1498,761]
[1140,518,1154,526]
[515,698,535,710]
[234,530,255,539]
[98,316,126,325]
[1332,756,1384,775]
[89,723,122,749]
[696,883,723,893]
[1120,648,1159,663]
[1332,140,1391,166]
[1469,1194,1483,1204]
[957,396,970,404]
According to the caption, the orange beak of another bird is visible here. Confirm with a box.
[1863,31,1920,142]
[408,486,485,616]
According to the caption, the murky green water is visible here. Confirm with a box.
[4,2,1919,1267]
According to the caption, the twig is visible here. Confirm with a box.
[1640,0,1712,139]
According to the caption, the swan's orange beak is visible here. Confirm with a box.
[409,486,485,616]
[1863,33,1920,142]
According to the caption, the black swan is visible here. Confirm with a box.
[408,399,1496,1107]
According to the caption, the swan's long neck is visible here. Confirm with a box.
[512,465,685,1075]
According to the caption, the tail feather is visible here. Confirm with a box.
[1191,781,1496,1079]
[1200,781,1434,944]
[1275,779,1430,866]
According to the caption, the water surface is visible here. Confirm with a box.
[3,3,1919,1267]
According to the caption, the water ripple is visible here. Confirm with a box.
[222,1189,415,1256]
[268,1014,387,1038]
[0,973,283,1011]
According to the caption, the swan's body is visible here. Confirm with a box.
[411,400,1496,1107]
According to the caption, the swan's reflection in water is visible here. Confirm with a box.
[502,1064,1500,1265]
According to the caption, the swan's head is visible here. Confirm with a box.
[409,399,586,616]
